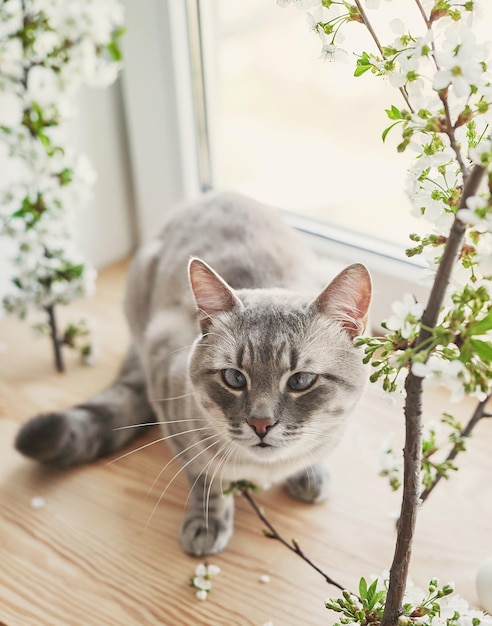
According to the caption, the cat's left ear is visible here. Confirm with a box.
[188,258,242,333]
[310,263,372,339]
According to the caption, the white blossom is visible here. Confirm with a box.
[433,23,487,97]
[412,356,467,401]
[0,90,24,127]
[191,562,221,600]
[385,293,423,339]
[321,44,349,63]
[469,139,492,168]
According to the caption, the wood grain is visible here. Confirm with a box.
[1,259,491,626]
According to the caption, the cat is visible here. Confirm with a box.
[15,191,372,556]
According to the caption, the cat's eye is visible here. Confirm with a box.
[287,372,317,392]
[222,368,247,390]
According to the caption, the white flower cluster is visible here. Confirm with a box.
[191,563,221,601]
[0,0,124,317]
[404,580,492,626]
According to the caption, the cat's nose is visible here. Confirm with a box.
[247,417,277,439]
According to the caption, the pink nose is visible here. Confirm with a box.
[247,417,276,438]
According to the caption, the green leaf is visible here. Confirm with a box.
[354,63,372,77]
[469,310,492,335]
[107,40,122,62]
[385,105,402,120]
[359,577,368,598]
[470,339,492,362]
[366,578,379,608]
[382,121,400,143]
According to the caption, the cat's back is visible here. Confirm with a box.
[125,192,318,335]
[158,192,315,289]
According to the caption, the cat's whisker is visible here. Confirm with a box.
[167,343,213,357]
[219,444,238,495]
[113,418,208,431]
[146,432,220,500]
[105,426,214,466]
[203,442,234,529]
[184,439,229,510]
[150,392,195,402]
[300,431,343,445]
[146,435,223,529]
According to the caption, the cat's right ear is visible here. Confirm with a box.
[188,258,242,333]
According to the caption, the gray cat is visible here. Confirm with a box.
[15,192,372,556]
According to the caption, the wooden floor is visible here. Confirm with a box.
[1,259,491,626]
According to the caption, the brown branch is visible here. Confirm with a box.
[414,0,431,27]
[380,163,486,626]
[45,304,65,373]
[439,92,471,183]
[420,395,491,504]
[240,487,348,594]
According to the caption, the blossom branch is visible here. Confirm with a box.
[353,0,414,113]
[412,0,470,181]
[0,0,123,369]
[420,164,485,332]
[441,94,470,182]
[380,162,487,626]
[420,395,491,505]
[240,486,348,594]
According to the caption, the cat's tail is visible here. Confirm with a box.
[15,346,155,467]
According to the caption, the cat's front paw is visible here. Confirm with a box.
[284,464,331,503]
[180,513,233,556]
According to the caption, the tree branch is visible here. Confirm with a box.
[380,163,486,626]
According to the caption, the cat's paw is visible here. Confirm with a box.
[284,465,331,503]
[180,513,233,556]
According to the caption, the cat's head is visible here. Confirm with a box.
[187,258,372,465]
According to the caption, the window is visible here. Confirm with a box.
[194,0,427,253]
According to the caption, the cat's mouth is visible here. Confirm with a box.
[256,442,272,449]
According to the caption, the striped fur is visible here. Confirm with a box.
[16,192,372,556]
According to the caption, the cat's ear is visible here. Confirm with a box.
[311,263,372,339]
[188,258,242,332]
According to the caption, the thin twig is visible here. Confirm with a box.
[45,304,64,373]
[240,487,348,594]
[439,93,471,183]
[420,395,491,504]
[352,0,414,113]
[414,0,430,27]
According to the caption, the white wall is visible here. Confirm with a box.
[120,0,200,242]
[73,80,136,268]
